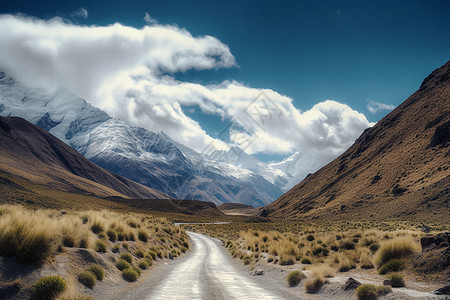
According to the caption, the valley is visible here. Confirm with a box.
[0,6,448,300]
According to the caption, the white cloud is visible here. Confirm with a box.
[71,8,88,19]
[143,12,157,24]
[0,14,372,169]
[367,99,396,114]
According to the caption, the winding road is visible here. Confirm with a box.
[122,231,285,300]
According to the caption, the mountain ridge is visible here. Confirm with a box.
[0,72,283,206]
[0,116,167,199]
[261,60,450,221]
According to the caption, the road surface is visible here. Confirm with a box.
[122,231,285,300]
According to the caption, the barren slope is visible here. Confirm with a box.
[262,61,450,222]
[0,116,167,200]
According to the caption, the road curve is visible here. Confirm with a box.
[146,231,284,300]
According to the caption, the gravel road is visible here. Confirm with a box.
[117,231,286,300]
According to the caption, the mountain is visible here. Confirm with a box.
[207,146,319,191]
[0,116,166,200]
[261,60,450,222]
[0,72,282,206]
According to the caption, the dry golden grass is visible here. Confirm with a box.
[185,219,439,281]
[0,204,189,264]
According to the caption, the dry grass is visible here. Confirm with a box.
[375,237,418,267]
[185,219,435,282]
[0,204,189,264]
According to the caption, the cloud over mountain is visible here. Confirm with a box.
[0,14,371,171]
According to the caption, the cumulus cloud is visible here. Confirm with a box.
[0,14,372,169]
[143,12,157,24]
[71,8,88,19]
[367,99,396,114]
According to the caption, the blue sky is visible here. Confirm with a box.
[1,0,449,162]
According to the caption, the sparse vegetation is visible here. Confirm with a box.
[122,267,139,282]
[304,276,325,294]
[375,238,417,267]
[387,273,405,287]
[286,270,305,287]
[32,275,67,300]
[116,259,131,271]
[78,270,96,289]
[87,264,104,281]
[356,284,377,300]
[378,259,405,274]
[120,252,133,264]
[94,240,107,253]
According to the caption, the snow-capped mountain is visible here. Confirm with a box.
[0,72,283,206]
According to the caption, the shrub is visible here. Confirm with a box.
[340,239,355,250]
[304,277,324,293]
[306,234,315,241]
[330,244,339,252]
[286,271,305,287]
[378,259,405,275]
[376,285,392,296]
[116,259,131,271]
[122,268,139,282]
[369,243,380,253]
[78,271,96,289]
[122,242,128,249]
[62,235,76,247]
[375,238,416,267]
[279,255,295,266]
[78,236,90,249]
[0,221,52,263]
[132,266,142,276]
[356,284,377,300]
[135,249,145,258]
[87,264,104,281]
[338,260,356,272]
[106,229,118,242]
[139,260,149,269]
[301,257,311,264]
[32,276,67,300]
[94,240,107,253]
[112,244,120,253]
[120,252,133,264]
[138,230,148,242]
[387,273,405,287]
[360,253,374,269]
[148,250,157,260]
[90,222,104,234]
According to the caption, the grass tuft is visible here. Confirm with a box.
[87,264,104,281]
[356,284,377,300]
[375,238,417,267]
[116,259,131,271]
[378,259,405,275]
[387,273,405,287]
[32,275,67,300]
[286,270,305,287]
[78,270,96,289]
[120,252,133,264]
[122,268,139,282]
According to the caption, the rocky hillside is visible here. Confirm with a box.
[0,72,282,206]
[0,116,166,200]
[261,60,450,222]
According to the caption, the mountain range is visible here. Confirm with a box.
[0,115,166,200]
[0,71,310,206]
[262,60,450,222]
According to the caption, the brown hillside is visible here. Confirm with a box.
[262,61,450,223]
[0,116,167,200]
